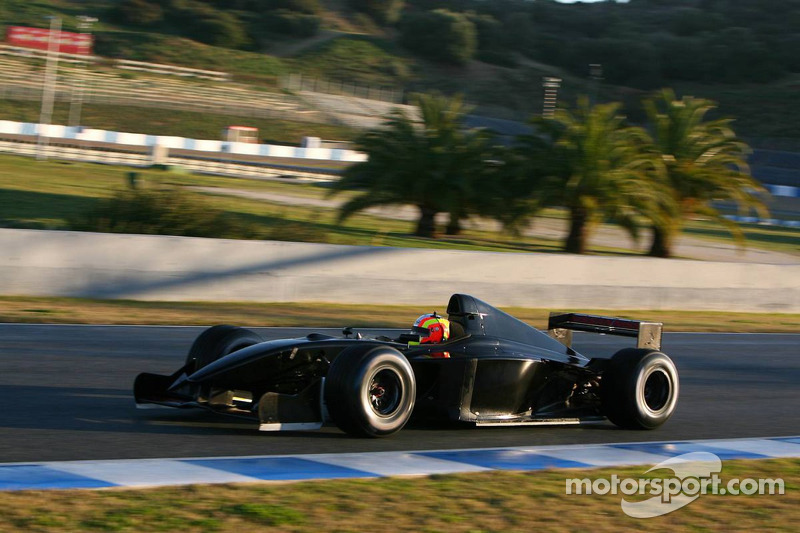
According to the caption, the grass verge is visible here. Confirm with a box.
[1,296,798,332]
[0,458,796,532]
[0,99,357,145]
[1,154,799,257]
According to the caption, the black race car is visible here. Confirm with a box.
[135,294,678,437]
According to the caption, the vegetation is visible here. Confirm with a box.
[290,37,412,86]
[350,0,405,25]
[330,93,495,237]
[398,9,477,66]
[67,187,256,239]
[0,99,357,145]
[522,98,671,254]
[643,89,767,257]
[0,459,797,531]
[1,295,799,332]
[406,0,800,88]
[333,91,767,254]
[261,9,321,38]
[1,0,799,139]
[4,154,795,257]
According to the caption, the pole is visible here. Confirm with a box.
[69,16,97,127]
[542,77,561,119]
[38,16,61,160]
[589,63,603,105]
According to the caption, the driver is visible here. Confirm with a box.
[410,312,450,344]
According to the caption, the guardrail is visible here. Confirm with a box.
[0,120,365,181]
[115,59,231,81]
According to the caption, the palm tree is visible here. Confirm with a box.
[644,89,768,257]
[329,93,494,238]
[524,98,670,254]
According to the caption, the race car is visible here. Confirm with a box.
[134,294,679,437]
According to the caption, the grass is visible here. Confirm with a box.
[290,35,413,87]
[0,458,796,532]
[1,296,798,332]
[0,154,629,254]
[94,31,287,84]
[683,221,800,255]
[2,153,799,257]
[0,99,358,145]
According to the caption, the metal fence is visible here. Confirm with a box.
[282,73,404,104]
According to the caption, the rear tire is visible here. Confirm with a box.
[185,325,262,373]
[324,345,416,437]
[601,348,679,429]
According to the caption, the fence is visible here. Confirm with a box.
[115,59,230,81]
[283,73,404,104]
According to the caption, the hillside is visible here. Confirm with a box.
[0,0,798,142]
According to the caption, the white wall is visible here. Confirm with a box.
[1,228,798,312]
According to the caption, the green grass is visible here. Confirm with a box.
[0,154,623,254]
[290,35,413,87]
[0,99,358,145]
[0,459,796,532]
[1,296,798,332]
[683,220,800,255]
[94,30,287,84]
[1,153,798,256]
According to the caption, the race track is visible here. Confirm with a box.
[0,325,797,463]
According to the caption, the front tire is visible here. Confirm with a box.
[185,325,262,373]
[324,345,416,437]
[601,348,679,429]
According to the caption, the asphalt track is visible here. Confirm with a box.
[0,325,797,464]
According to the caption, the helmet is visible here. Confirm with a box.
[412,313,450,344]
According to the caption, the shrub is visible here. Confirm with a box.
[261,9,320,37]
[68,187,255,239]
[115,0,165,27]
[262,0,322,14]
[399,9,477,65]
[166,0,249,49]
[349,0,405,25]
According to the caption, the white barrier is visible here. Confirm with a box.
[1,228,797,312]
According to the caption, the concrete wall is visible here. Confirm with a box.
[1,228,798,312]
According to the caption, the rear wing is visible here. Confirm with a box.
[547,313,662,351]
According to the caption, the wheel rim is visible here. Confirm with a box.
[642,367,671,414]
[368,368,402,417]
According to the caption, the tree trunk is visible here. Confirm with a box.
[415,206,437,237]
[565,206,588,254]
[445,212,463,235]
[648,224,674,258]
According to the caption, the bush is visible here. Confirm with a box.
[349,0,405,25]
[262,0,322,14]
[115,0,165,27]
[262,9,320,37]
[69,187,255,239]
[399,9,477,65]
[166,0,249,49]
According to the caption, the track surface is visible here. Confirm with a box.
[0,325,797,463]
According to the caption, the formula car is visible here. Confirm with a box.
[134,294,679,437]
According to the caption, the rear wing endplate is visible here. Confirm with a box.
[547,313,662,351]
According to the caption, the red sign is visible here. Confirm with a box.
[6,26,93,55]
